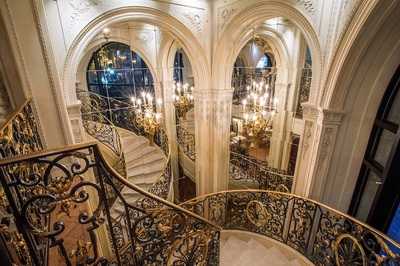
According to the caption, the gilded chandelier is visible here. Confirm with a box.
[241,80,277,140]
[131,92,163,144]
[173,82,194,119]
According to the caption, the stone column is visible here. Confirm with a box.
[294,103,344,201]
[195,89,233,195]
[67,102,86,144]
[269,82,291,168]
[161,79,180,201]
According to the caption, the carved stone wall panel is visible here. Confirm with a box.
[215,0,322,40]
[55,0,207,51]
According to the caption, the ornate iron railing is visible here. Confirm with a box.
[0,142,221,266]
[0,99,44,265]
[295,67,312,118]
[78,90,173,212]
[78,92,126,177]
[0,99,43,159]
[229,152,294,192]
[181,190,400,266]
[176,124,196,161]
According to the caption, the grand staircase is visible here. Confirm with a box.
[2,97,400,266]
[110,128,167,218]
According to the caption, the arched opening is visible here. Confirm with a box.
[228,17,313,192]
[349,65,400,239]
[86,41,154,101]
[173,48,196,202]
[318,0,400,211]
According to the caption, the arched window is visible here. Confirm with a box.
[86,42,154,101]
[256,53,273,68]
[350,65,400,241]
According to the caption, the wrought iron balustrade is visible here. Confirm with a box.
[176,124,196,161]
[0,99,43,159]
[229,152,294,192]
[0,99,44,265]
[181,190,400,266]
[295,68,312,119]
[0,142,220,266]
[78,90,172,206]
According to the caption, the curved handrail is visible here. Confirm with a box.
[77,91,126,177]
[230,151,294,192]
[0,98,43,159]
[0,141,221,265]
[78,90,173,201]
[181,190,400,265]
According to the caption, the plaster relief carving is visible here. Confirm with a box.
[319,127,334,165]
[296,0,316,15]
[219,7,236,32]
[182,12,203,34]
[69,0,102,22]
[302,121,313,158]
[135,32,153,43]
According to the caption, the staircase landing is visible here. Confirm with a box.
[220,230,313,266]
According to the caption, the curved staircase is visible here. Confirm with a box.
[110,128,167,218]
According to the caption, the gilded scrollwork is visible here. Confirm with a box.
[181,190,400,266]
[0,143,219,266]
[229,152,294,192]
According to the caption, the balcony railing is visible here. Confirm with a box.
[0,99,44,265]
[176,124,196,161]
[295,68,312,119]
[181,190,400,266]
[0,98,43,159]
[230,152,294,192]
[78,92,125,176]
[0,143,221,265]
[78,90,172,203]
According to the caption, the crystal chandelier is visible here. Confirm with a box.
[173,82,194,119]
[131,92,163,144]
[240,80,278,140]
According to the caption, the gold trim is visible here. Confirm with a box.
[181,189,400,249]
[334,234,367,266]
[0,98,31,133]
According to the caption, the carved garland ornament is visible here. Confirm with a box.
[246,200,271,227]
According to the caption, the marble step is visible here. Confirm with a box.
[124,145,162,164]
[220,232,309,266]
[121,136,149,153]
[127,159,165,178]
[128,150,165,167]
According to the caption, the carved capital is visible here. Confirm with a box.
[320,109,345,126]
[302,103,319,121]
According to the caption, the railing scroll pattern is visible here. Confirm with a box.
[182,190,400,266]
[176,124,195,161]
[295,68,312,119]
[0,99,43,266]
[0,143,221,266]
[229,152,294,192]
[78,92,125,177]
[78,91,171,201]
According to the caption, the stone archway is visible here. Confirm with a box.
[317,0,400,211]
[63,7,209,106]
[213,1,322,104]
